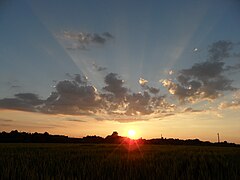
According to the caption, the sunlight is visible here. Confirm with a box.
[128,129,136,139]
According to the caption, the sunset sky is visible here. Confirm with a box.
[0,0,240,143]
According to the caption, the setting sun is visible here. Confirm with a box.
[128,130,136,138]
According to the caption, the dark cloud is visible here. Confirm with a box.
[14,93,43,105]
[233,52,240,58]
[66,44,89,51]
[0,72,175,121]
[125,92,153,115]
[73,74,88,85]
[39,72,173,118]
[65,73,88,84]
[0,93,43,112]
[161,41,239,102]
[183,107,203,113]
[44,79,102,115]
[180,61,225,80]
[97,66,107,72]
[224,64,240,72]
[161,79,193,102]
[91,33,106,44]
[139,78,160,95]
[147,87,160,94]
[140,84,160,95]
[208,40,233,62]
[162,113,175,117]
[61,31,114,50]
[92,63,107,72]
[103,73,128,99]
[65,118,86,123]
[125,92,171,116]
[102,32,114,39]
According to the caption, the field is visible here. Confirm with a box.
[0,143,239,180]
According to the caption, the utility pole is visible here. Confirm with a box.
[217,133,220,143]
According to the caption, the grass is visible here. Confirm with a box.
[0,143,239,180]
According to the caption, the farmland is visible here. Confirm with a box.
[0,143,239,179]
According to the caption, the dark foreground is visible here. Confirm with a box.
[0,144,239,180]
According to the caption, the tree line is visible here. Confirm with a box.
[0,130,238,147]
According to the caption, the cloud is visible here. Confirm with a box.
[208,40,233,62]
[61,31,114,50]
[147,87,160,94]
[102,32,114,39]
[10,85,21,89]
[103,73,128,99]
[0,93,43,112]
[193,48,198,52]
[0,118,13,127]
[0,124,10,127]
[91,33,106,44]
[161,41,239,103]
[0,118,13,122]
[224,64,240,72]
[92,63,107,72]
[219,101,240,109]
[64,118,86,123]
[66,43,89,51]
[43,78,102,115]
[14,93,43,105]
[183,107,203,113]
[125,92,172,116]
[180,61,225,80]
[161,79,192,101]
[168,70,174,75]
[65,73,88,85]
[139,78,148,85]
[139,78,160,94]
[42,73,174,119]
[125,92,153,115]
[1,40,239,122]
[218,90,240,110]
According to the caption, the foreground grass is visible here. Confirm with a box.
[0,143,239,180]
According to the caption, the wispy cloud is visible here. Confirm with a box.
[92,63,107,72]
[218,90,240,110]
[64,118,86,123]
[208,40,233,62]
[0,118,13,122]
[60,31,114,50]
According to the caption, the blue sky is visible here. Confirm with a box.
[0,0,240,142]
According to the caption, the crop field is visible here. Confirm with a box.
[0,143,239,180]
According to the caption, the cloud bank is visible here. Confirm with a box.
[1,40,240,122]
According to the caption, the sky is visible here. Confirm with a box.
[0,0,240,143]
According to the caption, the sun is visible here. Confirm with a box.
[128,129,136,138]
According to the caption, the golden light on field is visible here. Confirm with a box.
[128,129,136,139]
